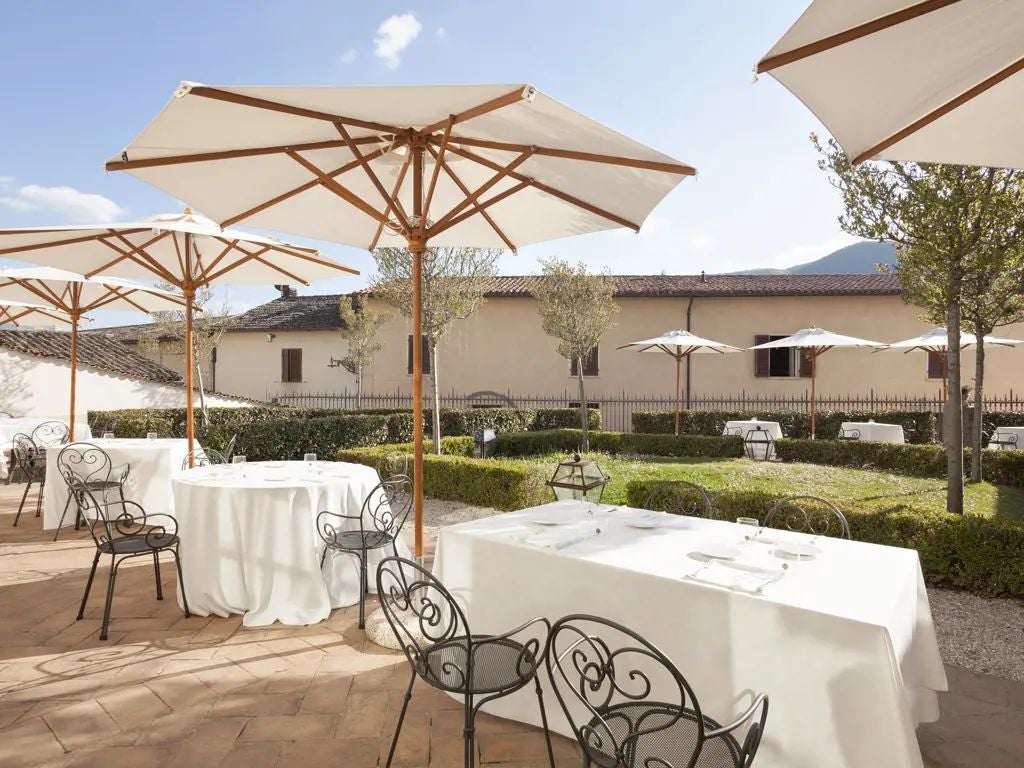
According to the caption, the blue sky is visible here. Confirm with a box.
[0,1,856,326]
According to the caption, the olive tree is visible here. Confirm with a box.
[338,295,391,409]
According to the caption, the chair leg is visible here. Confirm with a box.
[53,493,73,541]
[320,547,328,569]
[464,693,476,768]
[117,485,127,517]
[13,479,31,527]
[172,549,191,618]
[533,675,556,768]
[77,551,100,620]
[358,552,367,629]
[384,670,416,768]
[35,477,44,518]
[100,557,118,641]
[153,552,163,600]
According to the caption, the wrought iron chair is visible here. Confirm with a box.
[643,480,717,519]
[546,614,768,768]
[376,556,555,768]
[837,427,861,441]
[55,443,130,542]
[180,448,227,470]
[317,475,413,629]
[764,495,850,540]
[72,484,189,640]
[376,451,411,481]
[988,429,1019,451]
[743,427,776,461]
[31,420,70,449]
[11,434,46,526]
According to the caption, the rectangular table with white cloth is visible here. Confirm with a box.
[841,421,905,444]
[172,460,411,627]
[43,437,191,530]
[432,500,946,768]
[0,418,90,479]
[722,419,782,459]
[988,425,1024,450]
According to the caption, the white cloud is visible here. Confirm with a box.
[0,176,14,191]
[434,26,445,38]
[373,12,422,69]
[339,48,357,64]
[0,184,126,223]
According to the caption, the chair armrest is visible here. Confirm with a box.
[704,692,768,743]
[110,463,130,484]
[473,616,552,663]
[101,500,179,543]
[316,509,364,544]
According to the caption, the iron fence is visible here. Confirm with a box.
[271,388,1024,433]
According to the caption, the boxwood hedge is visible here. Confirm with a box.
[493,429,744,459]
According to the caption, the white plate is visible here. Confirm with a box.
[264,462,286,468]
[694,542,742,560]
[530,516,564,526]
[626,515,661,530]
[775,541,823,559]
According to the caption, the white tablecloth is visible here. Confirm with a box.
[988,426,1024,450]
[723,420,783,459]
[841,421,906,444]
[172,461,410,626]
[433,501,946,768]
[43,438,190,530]
[0,418,90,479]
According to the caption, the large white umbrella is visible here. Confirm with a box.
[757,0,1024,167]
[0,299,73,327]
[0,211,359,460]
[618,330,742,435]
[105,82,696,557]
[750,327,883,438]
[0,266,188,438]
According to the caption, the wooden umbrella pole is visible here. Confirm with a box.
[674,355,681,436]
[810,351,818,440]
[183,234,197,467]
[69,312,79,441]
[410,145,426,560]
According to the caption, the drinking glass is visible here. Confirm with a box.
[102,432,115,440]
[146,432,158,440]
[304,452,317,464]
[232,455,247,464]
[737,517,761,542]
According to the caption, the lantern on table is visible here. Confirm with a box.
[546,454,609,503]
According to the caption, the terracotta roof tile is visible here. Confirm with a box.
[229,294,347,332]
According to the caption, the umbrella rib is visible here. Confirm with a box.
[422,117,453,225]
[203,245,274,284]
[101,230,180,284]
[246,252,312,286]
[195,239,241,286]
[333,122,410,230]
[189,86,404,134]
[442,142,641,231]
[427,146,516,251]
[263,242,361,275]
[428,180,531,239]
[171,232,187,282]
[756,0,960,73]
[445,134,696,175]
[419,86,533,135]
[0,229,145,258]
[370,152,413,251]
[427,149,536,236]
[286,151,393,226]
[852,52,1024,164]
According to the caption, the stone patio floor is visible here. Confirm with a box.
[0,483,1021,767]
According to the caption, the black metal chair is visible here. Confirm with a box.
[376,451,411,480]
[643,480,717,519]
[317,475,413,629]
[376,556,555,768]
[55,443,130,542]
[11,433,46,526]
[989,430,1019,451]
[72,484,189,640]
[180,448,227,470]
[31,420,70,449]
[743,427,776,461]
[546,614,768,768]
[837,427,861,441]
[764,495,850,540]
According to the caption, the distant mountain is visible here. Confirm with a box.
[734,241,897,275]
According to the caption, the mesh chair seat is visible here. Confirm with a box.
[418,635,540,694]
[78,479,123,492]
[99,533,179,555]
[325,528,395,551]
[586,701,743,768]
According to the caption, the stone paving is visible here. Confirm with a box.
[0,482,1021,767]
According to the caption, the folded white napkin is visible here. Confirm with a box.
[685,562,785,594]
[525,526,602,550]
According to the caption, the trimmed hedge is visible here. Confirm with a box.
[775,438,1024,487]
[493,430,744,459]
[632,409,938,444]
[204,415,391,461]
[625,478,1024,597]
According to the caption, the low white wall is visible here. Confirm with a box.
[0,350,251,420]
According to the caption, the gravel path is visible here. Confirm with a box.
[422,500,1024,683]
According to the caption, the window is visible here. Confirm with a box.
[753,335,812,378]
[927,350,945,379]
[281,348,302,382]
[569,347,600,377]
[407,335,432,375]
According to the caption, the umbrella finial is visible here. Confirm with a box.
[183,207,193,215]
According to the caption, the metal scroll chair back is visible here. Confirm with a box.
[837,427,860,441]
[989,429,1019,451]
[57,442,114,489]
[11,433,43,476]
[764,495,850,540]
[377,452,411,482]
[547,614,768,768]
[31,420,70,448]
[181,448,227,470]
[364,475,414,537]
[643,480,716,519]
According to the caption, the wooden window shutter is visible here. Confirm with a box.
[799,350,813,378]
[927,350,944,379]
[281,349,289,381]
[753,335,770,377]
[281,349,302,382]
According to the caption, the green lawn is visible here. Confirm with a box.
[515,453,1024,524]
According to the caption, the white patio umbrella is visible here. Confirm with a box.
[880,327,1024,400]
[0,299,73,327]
[750,327,884,438]
[104,81,696,557]
[757,0,1024,167]
[0,211,359,461]
[618,330,742,435]
[0,266,188,439]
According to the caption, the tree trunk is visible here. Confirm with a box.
[971,332,987,483]
[195,353,208,428]
[355,364,363,410]
[945,293,965,514]
[430,343,441,456]
[577,357,589,452]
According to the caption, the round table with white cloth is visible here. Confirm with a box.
[43,437,189,530]
[988,426,1024,450]
[722,419,783,459]
[0,418,90,479]
[171,460,409,627]
[840,421,905,444]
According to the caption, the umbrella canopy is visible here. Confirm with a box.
[882,326,1024,351]
[751,327,883,438]
[0,299,73,327]
[0,211,359,460]
[106,81,696,557]
[619,330,741,435]
[0,266,189,438]
[757,0,1024,167]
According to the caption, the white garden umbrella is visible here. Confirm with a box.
[757,0,1024,167]
[618,330,742,435]
[0,299,73,327]
[0,266,188,439]
[750,327,883,438]
[105,81,696,557]
[0,211,359,461]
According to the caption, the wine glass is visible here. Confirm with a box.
[146,432,158,440]
[102,432,115,440]
[232,454,247,478]
[736,517,761,543]
[304,452,317,471]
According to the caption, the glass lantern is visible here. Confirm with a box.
[546,453,609,504]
